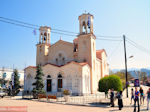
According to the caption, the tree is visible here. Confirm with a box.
[140,72,147,84]
[98,75,123,97]
[110,71,133,89]
[12,69,21,96]
[32,65,45,97]
[98,76,109,97]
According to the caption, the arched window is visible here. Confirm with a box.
[57,74,63,92]
[62,57,65,65]
[47,75,51,78]
[56,58,58,64]
[58,74,62,78]
[82,21,86,33]
[59,53,62,57]
[47,75,52,92]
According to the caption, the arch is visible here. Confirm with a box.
[47,75,51,78]
[58,74,62,78]
[54,51,67,66]
[27,74,31,79]
[44,32,47,36]
[82,21,86,33]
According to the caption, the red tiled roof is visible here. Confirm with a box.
[73,38,78,41]
[24,66,36,70]
[96,49,105,60]
[78,62,88,66]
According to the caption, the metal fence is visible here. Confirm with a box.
[22,91,109,105]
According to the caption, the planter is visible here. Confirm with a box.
[64,95,69,102]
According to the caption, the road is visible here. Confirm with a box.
[0,85,149,112]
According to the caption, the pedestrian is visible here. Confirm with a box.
[146,88,150,110]
[134,87,140,112]
[139,87,144,105]
[110,89,114,107]
[130,88,134,105]
[117,91,123,110]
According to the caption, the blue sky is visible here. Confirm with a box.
[0,0,150,70]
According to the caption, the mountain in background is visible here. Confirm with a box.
[111,68,150,78]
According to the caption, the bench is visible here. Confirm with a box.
[38,94,57,102]
[47,95,57,99]
[38,94,47,101]
[47,95,57,102]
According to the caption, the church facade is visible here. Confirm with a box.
[24,13,109,95]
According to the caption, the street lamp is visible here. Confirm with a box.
[126,55,134,98]
[129,55,134,59]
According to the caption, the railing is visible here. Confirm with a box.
[22,91,109,105]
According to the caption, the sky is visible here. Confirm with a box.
[0,0,150,70]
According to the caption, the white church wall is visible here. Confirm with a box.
[48,40,74,65]
[82,65,91,94]
[24,67,36,91]
[42,63,83,94]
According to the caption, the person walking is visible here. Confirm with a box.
[147,88,150,110]
[139,87,144,105]
[131,88,134,105]
[117,91,123,110]
[134,87,140,112]
[110,89,114,107]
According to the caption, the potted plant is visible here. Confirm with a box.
[63,89,70,102]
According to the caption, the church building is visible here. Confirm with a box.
[24,13,109,95]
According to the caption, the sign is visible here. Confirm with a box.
[134,79,140,87]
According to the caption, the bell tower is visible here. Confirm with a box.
[78,13,94,34]
[78,13,97,93]
[39,26,51,44]
[36,26,51,66]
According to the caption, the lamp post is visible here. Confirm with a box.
[126,55,134,98]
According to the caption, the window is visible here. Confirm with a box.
[59,53,62,57]
[56,58,58,64]
[47,75,52,92]
[44,32,47,41]
[62,57,65,64]
[47,75,51,78]
[58,74,63,92]
[83,59,86,62]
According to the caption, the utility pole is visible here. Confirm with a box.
[123,35,128,98]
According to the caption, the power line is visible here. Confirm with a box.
[0,18,123,42]
[127,37,150,52]
[0,16,40,27]
[96,38,122,41]
[0,16,122,40]
[126,38,150,54]
[0,19,37,30]
[0,19,77,37]
[108,40,123,60]
[0,16,78,34]
[96,35,122,38]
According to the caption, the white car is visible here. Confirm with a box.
[0,91,6,98]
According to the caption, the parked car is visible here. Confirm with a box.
[0,90,6,98]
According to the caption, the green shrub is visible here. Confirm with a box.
[98,75,123,94]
